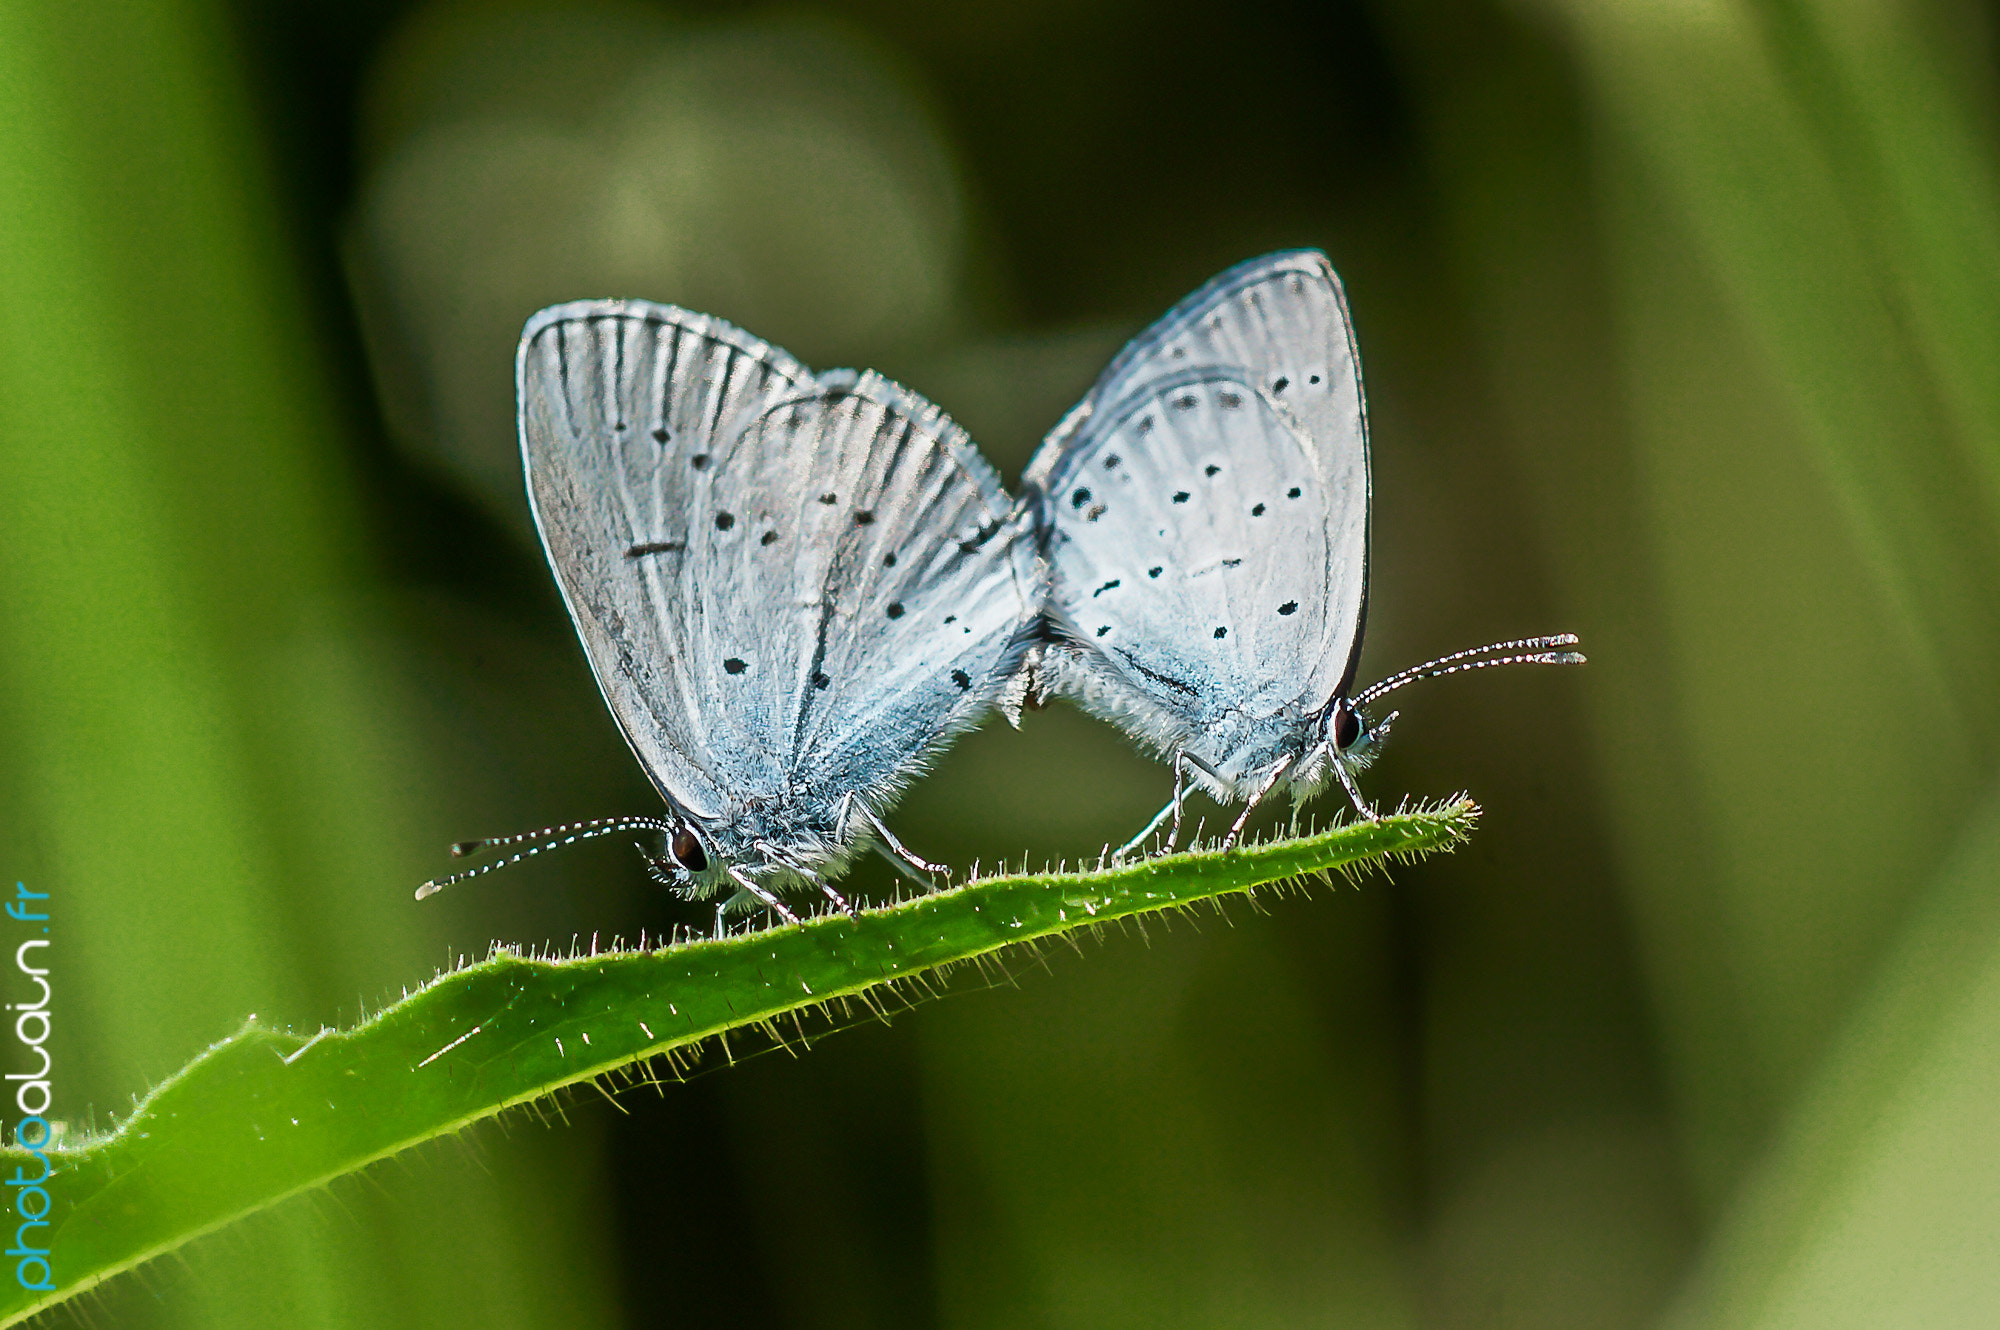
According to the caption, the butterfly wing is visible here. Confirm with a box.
[741,374,1032,833]
[1022,251,1368,790]
[518,301,1028,861]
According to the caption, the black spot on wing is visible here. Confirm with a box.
[1288,486,1302,498]
[1278,601,1298,615]
[724,657,747,674]
[886,603,905,619]
[1071,487,1092,509]
[1093,579,1120,597]
[715,512,735,530]
[950,669,971,690]
[1172,491,1189,504]
[813,671,830,689]
[884,552,897,567]
[1205,464,1220,477]
[1218,392,1241,409]
[1172,394,1198,411]
[626,541,684,558]
[1096,625,1111,637]
[819,492,838,505]
[1252,503,1265,516]
[1086,505,1106,521]
[1103,454,1121,470]
[760,531,778,546]
[1273,376,1289,393]
[855,510,875,525]
[1148,566,1162,578]
[1213,627,1227,639]
[652,428,670,443]
[690,453,709,469]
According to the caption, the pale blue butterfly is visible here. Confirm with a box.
[1023,251,1583,852]
[420,301,1036,926]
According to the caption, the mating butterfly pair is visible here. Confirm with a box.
[418,252,1581,924]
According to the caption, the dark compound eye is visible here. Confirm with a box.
[670,827,708,872]
[1333,704,1362,751]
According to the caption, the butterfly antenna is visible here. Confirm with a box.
[1352,634,1585,709]
[415,816,674,900]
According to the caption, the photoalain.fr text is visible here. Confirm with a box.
[7,884,51,1293]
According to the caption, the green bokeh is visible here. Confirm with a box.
[3,0,1998,1325]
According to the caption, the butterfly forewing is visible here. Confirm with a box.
[1025,251,1369,787]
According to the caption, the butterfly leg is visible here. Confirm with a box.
[1118,749,1221,859]
[1330,755,1377,821]
[753,838,859,918]
[1222,753,1298,850]
[814,876,858,915]
[871,843,939,893]
[1113,795,1178,861]
[1170,750,1228,849]
[839,791,946,877]
[725,865,801,925]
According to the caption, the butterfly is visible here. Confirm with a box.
[419,301,1035,926]
[1023,250,1583,852]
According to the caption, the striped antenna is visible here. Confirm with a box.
[1352,634,1585,710]
[415,816,673,900]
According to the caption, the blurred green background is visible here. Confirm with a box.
[4,0,1999,1325]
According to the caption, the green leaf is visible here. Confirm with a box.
[0,801,1474,1325]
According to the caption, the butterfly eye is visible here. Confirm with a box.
[1332,703,1363,752]
[670,827,708,873]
